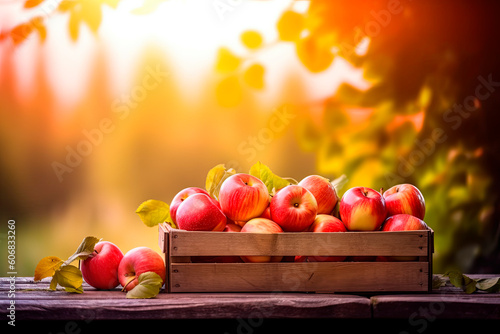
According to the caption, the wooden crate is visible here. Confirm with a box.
[158,223,434,293]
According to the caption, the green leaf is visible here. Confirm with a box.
[463,275,477,294]
[136,199,174,228]
[64,236,101,265]
[330,174,348,194]
[126,272,163,299]
[476,277,500,292]
[444,270,464,288]
[205,164,236,200]
[249,161,290,195]
[53,265,83,294]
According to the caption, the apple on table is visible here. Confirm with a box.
[81,241,124,290]
[118,246,166,291]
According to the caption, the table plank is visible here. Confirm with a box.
[2,276,499,321]
[371,274,500,319]
[0,277,371,320]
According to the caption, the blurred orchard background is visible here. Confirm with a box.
[1,0,499,276]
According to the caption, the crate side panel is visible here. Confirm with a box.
[169,230,430,257]
[169,262,429,293]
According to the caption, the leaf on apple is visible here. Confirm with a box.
[249,161,290,195]
[126,272,163,299]
[205,164,236,200]
[34,256,63,282]
[64,236,101,265]
[136,199,175,228]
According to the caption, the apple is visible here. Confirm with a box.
[118,246,166,291]
[170,187,210,225]
[305,214,347,262]
[219,173,270,222]
[382,184,425,219]
[224,223,242,232]
[339,186,387,231]
[258,205,272,220]
[298,175,338,214]
[378,214,429,261]
[240,218,283,263]
[270,185,318,232]
[381,213,428,231]
[81,241,124,290]
[176,193,227,231]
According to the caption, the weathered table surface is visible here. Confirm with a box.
[2,275,499,331]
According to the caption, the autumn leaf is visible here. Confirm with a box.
[243,64,265,90]
[136,199,174,228]
[34,256,63,282]
[24,0,44,8]
[216,75,242,107]
[215,48,242,73]
[296,35,334,73]
[241,30,263,50]
[205,164,236,200]
[277,10,304,42]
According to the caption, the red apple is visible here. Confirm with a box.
[170,187,210,225]
[219,173,270,222]
[378,214,429,261]
[298,175,338,214]
[381,213,428,231]
[270,185,318,232]
[240,218,283,263]
[382,184,426,219]
[306,214,347,262]
[224,223,242,232]
[81,241,124,290]
[339,186,387,231]
[258,205,272,220]
[118,246,166,291]
[176,193,227,231]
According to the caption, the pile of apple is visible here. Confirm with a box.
[80,244,166,291]
[170,173,428,263]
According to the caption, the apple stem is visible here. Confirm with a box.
[379,188,384,195]
[121,275,136,292]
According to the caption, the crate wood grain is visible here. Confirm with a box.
[159,223,434,293]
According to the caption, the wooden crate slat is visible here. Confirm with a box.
[168,227,429,257]
[169,262,429,293]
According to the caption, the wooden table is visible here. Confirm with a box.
[2,275,499,331]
